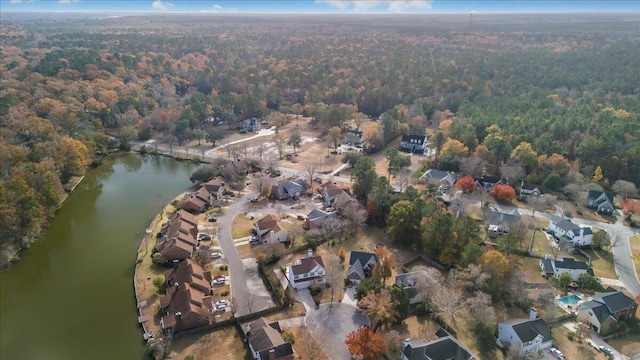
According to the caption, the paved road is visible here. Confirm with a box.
[563,321,630,360]
[216,192,274,316]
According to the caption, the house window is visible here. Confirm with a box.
[295,275,300,279]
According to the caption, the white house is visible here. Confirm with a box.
[548,216,593,247]
[253,214,288,245]
[287,250,325,289]
[539,254,594,281]
[399,134,426,153]
[497,309,553,356]
[520,181,541,198]
[421,169,457,191]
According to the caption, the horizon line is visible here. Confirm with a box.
[2,10,635,15]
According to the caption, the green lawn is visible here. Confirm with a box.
[580,248,617,279]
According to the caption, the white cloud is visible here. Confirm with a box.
[152,0,174,10]
[213,4,223,10]
[59,0,80,3]
[10,0,23,3]
[317,0,433,12]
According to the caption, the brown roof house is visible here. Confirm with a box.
[253,214,288,245]
[180,186,213,214]
[247,318,294,360]
[164,258,212,293]
[319,181,351,208]
[577,289,638,334]
[287,250,325,290]
[160,282,213,334]
[202,176,227,199]
[156,210,198,262]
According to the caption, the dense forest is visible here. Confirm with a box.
[1,13,638,267]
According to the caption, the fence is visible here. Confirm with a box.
[400,255,446,273]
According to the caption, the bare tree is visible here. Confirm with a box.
[459,156,487,178]
[454,264,489,294]
[528,194,557,217]
[500,164,525,187]
[274,135,286,160]
[537,293,557,323]
[397,169,412,192]
[612,180,638,199]
[245,293,255,314]
[325,254,344,303]
[301,326,325,360]
[224,141,232,157]
[302,160,319,195]
[562,183,582,203]
[254,142,266,162]
[465,291,495,325]
[431,284,465,326]
[384,330,407,359]
[336,197,367,237]
[242,142,249,159]
[265,152,279,174]
[252,173,272,197]
[275,203,285,220]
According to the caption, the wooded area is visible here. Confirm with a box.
[1,13,638,267]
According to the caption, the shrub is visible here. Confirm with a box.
[567,333,574,341]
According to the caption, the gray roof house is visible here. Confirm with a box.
[421,169,457,190]
[577,289,638,334]
[271,178,306,200]
[485,205,522,237]
[497,309,553,356]
[345,251,378,284]
[539,254,594,281]
[520,181,541,198]
[304,208,338,230]
[395,270,439,305]
[585,190,615,214]
[399,134,427,153]
[401,329,476,360]
[548,216,593,247]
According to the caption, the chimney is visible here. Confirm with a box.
[529,308,537,321]
[268,348,276,360]
[307,249,313,258]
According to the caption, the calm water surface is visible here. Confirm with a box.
[0,154,199,360]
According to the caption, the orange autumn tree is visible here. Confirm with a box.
[491,183,516,203]
[344,327,386,360]
[372,246,394,283]
[455,175,477,193]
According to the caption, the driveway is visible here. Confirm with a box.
[306,302,369,360]
[216,192,274,316]
[563,321,630,360]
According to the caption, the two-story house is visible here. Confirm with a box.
[202,176,227,199]
[253,214,288,245]
[399,134,427,154]
[585,190,615,214]
[401,329,476,360]
[319,181,351,208]
[287,250,325,289]
[475,176,505,192]
[164,258,212,293]
[577,289,638,334]
[160,282,213,335]
[548,216,593,247]
[157,210,198,262]
[497,309,553,356]
[303,209,338,230]
[247,318,294,360]
[180,187,212,214]
[345,251,378,284]
[485,204,522,238]
[539,254,594,281]
[520,181,541,198]
[421,169,457,191]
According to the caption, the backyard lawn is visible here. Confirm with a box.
[232,214,255,239]
[580,248,617,279]
[170,327,250,360]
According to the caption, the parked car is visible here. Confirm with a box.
[213,278,226,285]
[296,214,306,220]
[292,196,299,201]
[198,233,211,240]
[250,197,259,203]
[550,347,566,360]
[216,299,229,307]
[239,128,248,134]
[326,207,335,212]
[313,194,323,200]
[208,216,217,222]
[599,346,614,357]
[210,252,221,259]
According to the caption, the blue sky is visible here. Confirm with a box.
[1,0,638,13]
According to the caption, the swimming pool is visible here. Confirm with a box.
[558,294,581,305]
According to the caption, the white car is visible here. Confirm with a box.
[210,252,221,259]
[550,347,566,360]
[216,299,229,307]
[212,278,226,285]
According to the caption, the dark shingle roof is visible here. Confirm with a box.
[521,182,539,191]
[402,336,475,360]
[555,257,591,271]
[541,258,554,274]
[579,300,612,324]
[592,291,637,314]
[401,134,426,144]
[507,318,552,344]
[348,251,377,267]
[550,216,581,232]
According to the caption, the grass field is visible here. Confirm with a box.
[170,327,250,360]
[232,214,255,239]
[580,248,617,279]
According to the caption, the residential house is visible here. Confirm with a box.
[401,329,476,360]
[520,181,541,198]
[399,134,427,153]
[303,208,338,230]
[287,250,325,289]
[345,251,378,284]
[497,309,553,356]
[475,176,505,191]
[539,254,594,281]
[247,318,294,360]
[577,289,638,334]
[344,129,364,148]
[548,215,593,247]
[585,190,615,214]
[319,181,351,208]
[230,158,252,176]
[180,187,212,214]
[241,117,261,133]
[160,282,213,334]
[421,169,457,191]
[485,204,522,238]
[202,176,227,199]
[157,210,198,262]
[395,270,439,305]
[271,178,307,200]
[165,258,212,293]
[253,214,288,245]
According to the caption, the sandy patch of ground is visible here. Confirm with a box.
[170,327,249,360]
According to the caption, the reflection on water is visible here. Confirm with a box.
[0,153,199,360]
